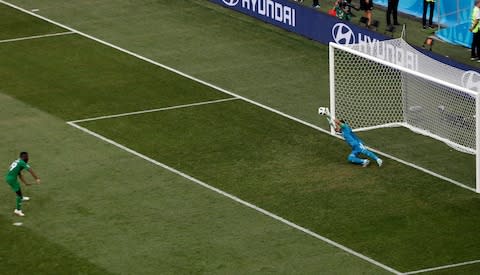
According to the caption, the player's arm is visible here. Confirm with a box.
[18,172,31,186]
[323,108,336,129]
[28,168,41,184]
[333,118,342,133]
[326,112,342,133]
[319,107,341,132]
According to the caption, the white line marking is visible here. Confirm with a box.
[0,31,74,44]
[404,259,480,274]
[67,121,402,274]
[69,97,239,123]
[0,0,469,195]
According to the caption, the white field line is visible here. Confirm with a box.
[0,1,470,194]
[404,259,480,274]
[69,97,239,123]
[0,31,74,44]
[67,121,402,275]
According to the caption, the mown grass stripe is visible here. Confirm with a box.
[67,120,402,274]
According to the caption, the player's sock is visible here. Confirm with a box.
[16,195,22,210]
[376,158,383,167]
[362,149,380,162]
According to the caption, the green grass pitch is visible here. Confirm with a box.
[1,0,480,274]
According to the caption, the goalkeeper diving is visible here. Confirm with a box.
[319,107,383,167]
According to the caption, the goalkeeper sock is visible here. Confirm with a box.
[362,149,379,161]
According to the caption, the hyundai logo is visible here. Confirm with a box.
[462,70,480,92]
[331,23,355,45]
[222,0,239,6]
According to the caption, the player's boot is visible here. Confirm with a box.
[362,159,370,167]
[22,196,30,201]
[14,209,25,217]
[376,158,383,167]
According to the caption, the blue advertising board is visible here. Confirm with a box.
[211,0,477,72]
[212,0,389,45]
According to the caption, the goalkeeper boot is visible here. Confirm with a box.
[376,158,383,167]
[362,159,370,167]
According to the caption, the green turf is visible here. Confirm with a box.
[360,127,476,186]
[2,0,480,273]
[0,94,386,274]
[0,29,228,120]
[79,99,480,272]
[0,215,110,275]
[0,2,63,39]
[429,262,480,274]
[5,0,331,128]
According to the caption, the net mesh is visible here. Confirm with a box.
[331,39,477,154]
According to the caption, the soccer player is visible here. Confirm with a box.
[333,119,383,167]
[5,152,41,217]
[321,108,383,167]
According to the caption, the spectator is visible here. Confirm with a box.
[386,0,400,26]
[360,0,373,27]
[294,0,319,8]
[470,0,480,61]
[335,0,352,21]
[422,0,435,29]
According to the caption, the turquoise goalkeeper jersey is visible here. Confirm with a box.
[340,123,362,147]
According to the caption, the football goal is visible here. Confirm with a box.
[329,38,480,192]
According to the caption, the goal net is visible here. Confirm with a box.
[329,38,480,192]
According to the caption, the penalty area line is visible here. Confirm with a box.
[0,31,75,44]
[67,121,402,275]
[0,0,472,195]
[68,97,239,123]
[404,259,480,274]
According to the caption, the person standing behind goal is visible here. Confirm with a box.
[360,0,373,27]
[422,0,435,29]
[386,0,400,26]
[470,0,480,61]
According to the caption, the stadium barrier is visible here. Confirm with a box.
[374,0,472,48]
[211,0,477,72]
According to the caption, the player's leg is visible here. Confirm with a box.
[7,179,25,216]
[359,144,383,166]
[347,147,369,167]
[15,190,23,211]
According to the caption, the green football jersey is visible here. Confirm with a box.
[6,159,30,179]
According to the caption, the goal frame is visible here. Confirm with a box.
[328,42,480,193]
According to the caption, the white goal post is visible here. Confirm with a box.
[329,39,480,192]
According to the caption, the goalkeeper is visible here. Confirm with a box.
[321,108,383,167]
